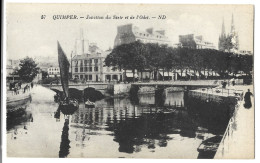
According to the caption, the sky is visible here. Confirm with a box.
[6,3,254,60]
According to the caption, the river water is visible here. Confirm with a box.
[6,85,236,158]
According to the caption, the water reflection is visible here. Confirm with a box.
[7,105,33,131]
[68,91,235,157]
[59,118,70,158]
[7,86,236,158]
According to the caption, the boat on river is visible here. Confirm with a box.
[85,99,95,108]
[57,41,79,114]
[197,135,222,158]
[7,92,31,109]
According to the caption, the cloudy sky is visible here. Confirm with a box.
[6,3,254,60]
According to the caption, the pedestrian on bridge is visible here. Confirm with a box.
[244,89,253,109]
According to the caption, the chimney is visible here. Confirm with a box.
[146,28,153,34]
[195,35,203,41]
[156,30,165,36]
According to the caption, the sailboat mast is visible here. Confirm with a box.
[57,41,70,98]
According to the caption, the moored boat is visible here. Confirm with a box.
[7,93,31,109]
[85,99,95,108]
[57,41,79,114]
[197,135,222,159]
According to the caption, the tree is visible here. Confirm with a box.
[164,47,176,80]
[42,70,48,79]
[241,54,253,76]
[105,41,148,83]
[105,41,253,82]
[11,67,19,75]
[129,41,148,82]
[18,57,40,82]
[146,43,161,80]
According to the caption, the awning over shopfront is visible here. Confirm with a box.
[7,75,19,78]
[175,70,186,77]
[125,72,138,78]
[236,73,247,77]
[159,71,173,77]
[194,71,199,77]
[186,72,194,76]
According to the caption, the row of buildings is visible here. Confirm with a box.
[71,24,178,82]
[70,15,249,82]
[7,15,251,82]
[71,29,121,82]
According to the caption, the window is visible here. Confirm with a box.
[80,60,83,66]
[113,75,118,80]
[89,75,92,80]
[80,67,83,72]
[95,66,98,72]
[85,75,88,80]
[84,60,88,65]
[84,67,88,72]
[75,67,78,72]
[94,59,98,63]
[75,61,78,66]
[106,75,111,81]
[89,67,92,72]
[80,75,83,79]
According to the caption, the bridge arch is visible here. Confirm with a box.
[68,88,83,101]
[83,87,104,102]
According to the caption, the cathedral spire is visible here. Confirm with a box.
[221,17,226,36]
[231,13,235,33]
[80,28,84,40]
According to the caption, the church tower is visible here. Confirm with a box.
[218,18,227,51]
[218,14,239,53]
[229,14,239,53]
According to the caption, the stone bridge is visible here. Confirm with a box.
[130,80,219,94]
[131,80,220,89]
[42,80,220,96]
[42,83,113,95]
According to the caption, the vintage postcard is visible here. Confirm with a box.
[4,3,254,159]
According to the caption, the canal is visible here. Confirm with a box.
[6,85,236,158]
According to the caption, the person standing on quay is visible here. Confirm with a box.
[244,89,253,109]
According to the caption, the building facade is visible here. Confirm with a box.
[72,29,123,82]
[239,50,252,55]
[6,59,20,81]
[114,24,171,47]
[72,50,123,82]
[47,66,60,78]
[178,34,215,49]
[218,14,239,53]
[7,59,20,76]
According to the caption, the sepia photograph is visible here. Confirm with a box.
[3,2,254,159]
